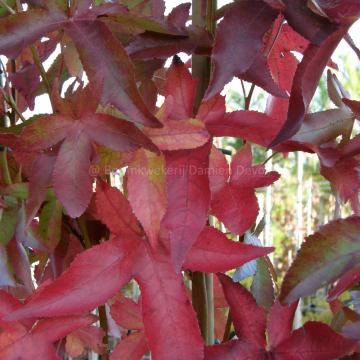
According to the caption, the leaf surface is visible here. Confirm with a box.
[127,149,167,248]
[161,143,211,270]
[184,226,273,272]
[280,217,360,304]
[205,0,278,99]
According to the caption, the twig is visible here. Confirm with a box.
[30,45,53,107]
[0,148,12,185]
[222,309,232,342]
[76,215,92,250]
[98,305,109,360]
[262,151,279,166]
[0,0,15,14]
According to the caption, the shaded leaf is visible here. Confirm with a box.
[206,0,278,99]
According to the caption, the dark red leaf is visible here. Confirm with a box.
[205,0,279,99]
[282,0,338,44]
[66,21,161,128]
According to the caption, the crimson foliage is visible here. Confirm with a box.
[0,0,360,359]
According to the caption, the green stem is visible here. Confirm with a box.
[76,215,92,250]
[0,0,15,14]
[192,271,208,339]
[222,309,232,342]
[205,273,214,344]
[30,45,53,107]
[0,148,12,185]
[191,0,216,343]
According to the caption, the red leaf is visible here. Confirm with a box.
[95,181,142,238]
[343,98,360,119]
[127,150,167,248]
[218,274,266,348]
[210,145,280,235]
[240,54,288,98]
[144,118,210,151]
[5,238,139,320]
[26,153,57,225]
[199,98,283,148]
[136,249,204,360]
[320,157,360,214]
[205,0,279,99]
[207,146,229,193]
[316,0,360,24]
[164,56,196,120]
[66,21,161,128]
[0,290,22,316]
[267,300,298,348]
[205,340,263,360]
[66,325,105,357]
[328,265,360,301]
[0,9,66,58]
[161,143,211,270]
[110,295,143,331]
[208,275,355,359]
[20,115,72,151]
[52,124,93,218]
[167,3,191,30]
[0,315,95,360]
[270,26,349,146]
[110,332,148,360]
[282,0,338,44]
[274,321,356,359]
[184,226,273,273]
[84,114,158,153]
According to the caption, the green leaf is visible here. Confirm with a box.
[36,198,63,251]
[0,207,18,245]
[280,217,360,304]
[251,258,274,310]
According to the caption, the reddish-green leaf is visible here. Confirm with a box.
[280,217,360,304]
[144,118,210,151]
